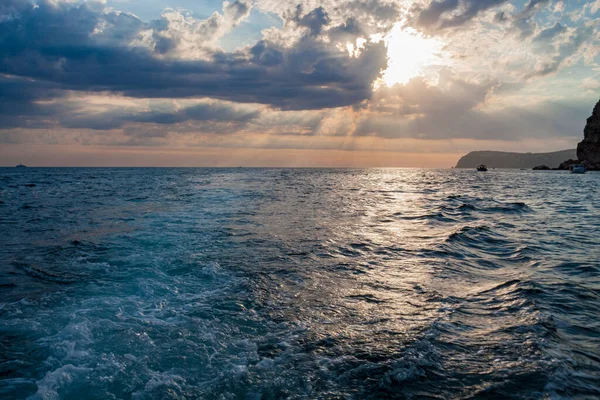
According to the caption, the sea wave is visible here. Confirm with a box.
[0,167,598,399]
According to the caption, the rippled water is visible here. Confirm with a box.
[0,168,599,399]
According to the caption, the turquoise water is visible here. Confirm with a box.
[0,168,599,399]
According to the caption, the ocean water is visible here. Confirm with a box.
[0,167,599,399]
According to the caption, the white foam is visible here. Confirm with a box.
[30,364,92,400]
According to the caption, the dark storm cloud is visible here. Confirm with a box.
[0,74,260,131]
[416,0,508,29]
[61,103,260,131]
[0,0,387,118]
[291,5,331,36]
[0,77,60,107]
[0,76,69,128]
[134,103,258,125]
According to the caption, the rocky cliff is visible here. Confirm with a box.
[576,99,600,170]
[455,149,576,169]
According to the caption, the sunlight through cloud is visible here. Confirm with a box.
[382,24,445,86]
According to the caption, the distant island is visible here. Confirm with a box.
[455,149,576,169]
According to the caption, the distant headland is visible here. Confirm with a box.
[455,149,576,169]
[456,98,600,170]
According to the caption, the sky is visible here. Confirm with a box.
[0,0,599,167]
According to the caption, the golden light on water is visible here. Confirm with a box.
[382,24,444,86]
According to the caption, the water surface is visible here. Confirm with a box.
[0,168,599,399]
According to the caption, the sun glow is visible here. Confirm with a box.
[382,25,444,86]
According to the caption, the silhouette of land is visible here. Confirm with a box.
[455,149,576,169]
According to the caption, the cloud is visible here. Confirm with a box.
[372,72,493,116]
[525,23,596,79]
[355,71,591,141]
[0,75,261,132]
[0,0,598,153]
[0,74,70,128]
[256,0,401,31]
[61,101,260,131]
[580,76,600,92]
[424,0,599,84]
[532,22,566,43]
[415,0,508,30]
[290,5,330,36]
[521,0,551,16]
[493,11,509,23]
[0,0,387,115]
[358,72,499,139]
[507,0,554,40]
[141,1,252,57]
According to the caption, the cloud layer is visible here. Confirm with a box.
[0,0,387,111]
[1,0,599,165]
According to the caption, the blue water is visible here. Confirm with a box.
[0,168,599,399]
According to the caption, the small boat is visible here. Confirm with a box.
[15,163,27,168]
[570,164,586,174]
[476,164,488,172]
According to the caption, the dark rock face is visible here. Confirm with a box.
[576,99,600,170]
[532,165,551,170]
[557,159,578,170]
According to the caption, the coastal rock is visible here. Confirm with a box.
[576,99,600,170]
[557,159,578,170]
[532,165,551,170]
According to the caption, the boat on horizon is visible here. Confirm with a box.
[570,164,586,174]
[15,163,27,168]
[476,164,488,171]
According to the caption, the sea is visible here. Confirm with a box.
[0,168,598,399]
